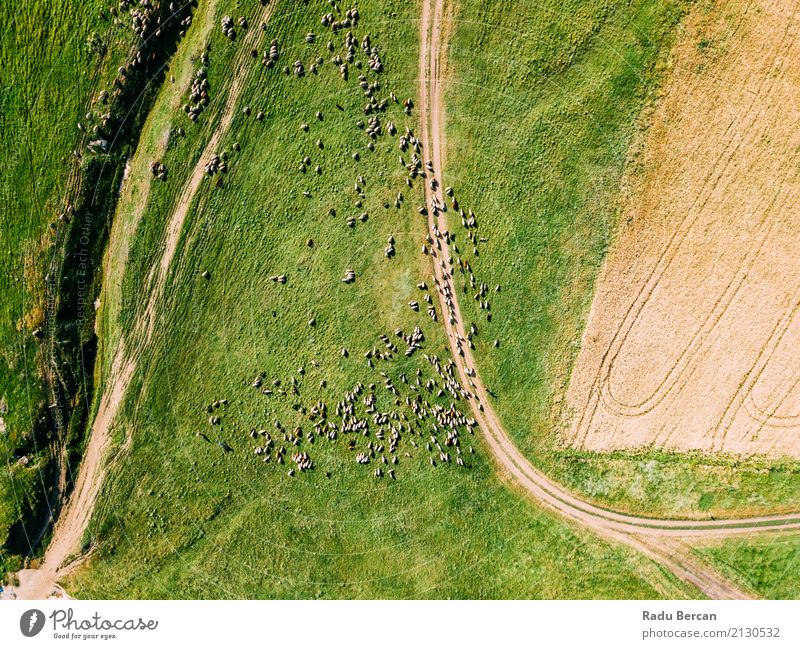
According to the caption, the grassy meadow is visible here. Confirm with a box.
[63,0,696,599]
[5,0,794,600]
[440,0,800,519]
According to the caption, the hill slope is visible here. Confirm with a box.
[61,0,685,599]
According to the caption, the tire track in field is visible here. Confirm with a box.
[602,48,800,432]
[568,0,787,428]
[604,160,799,429]
[722,299,800,439]
[11,1,275,600]
[644,160,800,450]
[418,0,798,600]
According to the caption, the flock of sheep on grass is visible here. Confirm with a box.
[187,2,498,479]
[198,331,481,479]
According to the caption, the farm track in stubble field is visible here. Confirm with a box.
[566,0,800,459]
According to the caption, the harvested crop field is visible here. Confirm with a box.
[565,0,800,458]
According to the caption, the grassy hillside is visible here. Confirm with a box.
[63,0,692,599]
[1,0,198,579]
[0,0,124,573]
[441,0,800,518]
[697,536,800,600]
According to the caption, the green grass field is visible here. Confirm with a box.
[441,0,800,519]
[697,535,800,599]
[60,0,701,599]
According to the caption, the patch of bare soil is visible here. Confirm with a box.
[565,0,800,458]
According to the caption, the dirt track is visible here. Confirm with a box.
[565,0,800,458]
[418,0,800,599]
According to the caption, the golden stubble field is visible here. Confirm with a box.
[565,0,800,458]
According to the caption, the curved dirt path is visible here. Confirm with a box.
[417,0,800,599]
[9,3,274,600]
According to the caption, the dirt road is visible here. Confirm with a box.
[417,0,799,599]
